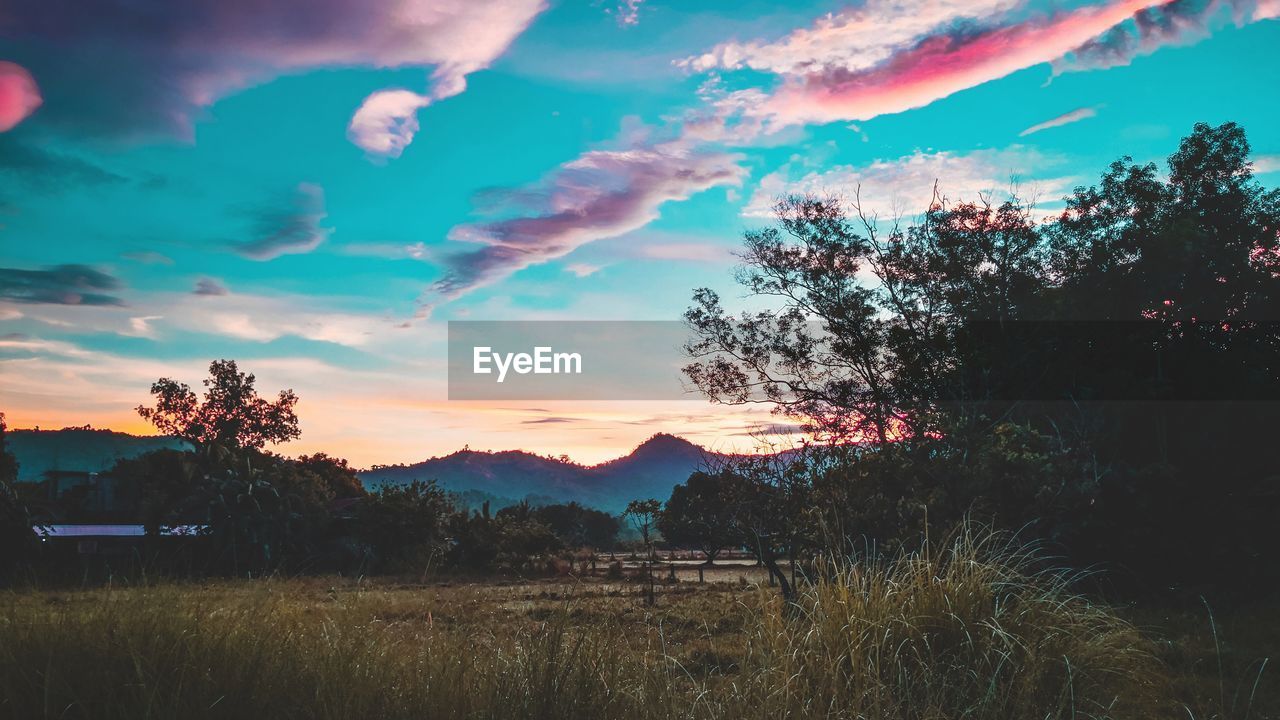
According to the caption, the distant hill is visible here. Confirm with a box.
[7,428,189,482]
[4,428,727,512]
[360,434,728,512]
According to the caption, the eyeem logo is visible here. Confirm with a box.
[473,346,582,383]
[448,321,688,400]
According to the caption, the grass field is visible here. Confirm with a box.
[1,536,1275,719]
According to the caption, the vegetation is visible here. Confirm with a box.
[0,413,39,576]
[684,121,1280,593]
[658,471,736,564]
[136,359,301,450]
[1,528,1272,720]
[2,122,1277,717]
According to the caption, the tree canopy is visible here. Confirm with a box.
[137,359,300,450]
[685,122,1280,591]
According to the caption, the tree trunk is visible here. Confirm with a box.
[763,555,795,604]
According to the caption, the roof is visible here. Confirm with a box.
[38,524,207,538]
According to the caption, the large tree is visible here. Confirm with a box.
[0,413,39,578]
[137,359,300,450]
[659,471,738,564]
[686,122,1280,590]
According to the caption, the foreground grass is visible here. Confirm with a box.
[0,534,1269,719]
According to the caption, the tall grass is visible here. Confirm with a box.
[720,528,1167,719]
[0,529,1171,719]
[0,583,665,720]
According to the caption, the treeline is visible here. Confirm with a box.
[5,123,1278,597]
[0,364,623,582]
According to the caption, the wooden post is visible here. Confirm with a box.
[698,566,704,584]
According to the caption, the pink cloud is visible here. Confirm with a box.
[762,0,1167,128]
[426,141,746,308]
[684,0,1273,137]
[681,0,1022,77]
[611,0,645,27]
[0,62,41,132]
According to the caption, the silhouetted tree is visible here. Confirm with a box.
[294,453,366,500]
[687,122,1280,591]
[625,499,662,604]
[534,502,619,549]
[660,471,737,564]
[0,413,39,580]
[356,480,452,573]
[137,359,300,451]
[111,448,204,535]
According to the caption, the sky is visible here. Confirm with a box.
[1,0,1278,465]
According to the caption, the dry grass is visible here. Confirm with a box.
[0,531,1269,719]
[723,529,1167,719]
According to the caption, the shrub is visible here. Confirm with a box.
[728,527,1167,719]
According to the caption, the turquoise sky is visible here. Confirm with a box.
[1,0,1278,464]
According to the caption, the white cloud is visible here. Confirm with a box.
[1253,154,1280,174]
[565,263,604,277]
[680,0,1021,76]
[1020,106,1100,136]
[744,147,1074,221]
[348,90,432,157]
[128,315,163,339]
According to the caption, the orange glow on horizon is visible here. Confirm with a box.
[2,398,789,468]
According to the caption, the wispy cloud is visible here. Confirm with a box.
[0,134,125,188]
[423,140,745,313]
[127,315,163,338]
[681,0,1272,138]
[0,264,124,306]
[609,0,645,27]
[522,416,582,424]
[234,183,329,261]
[1,0,546,155]
[744,147,1073,221]
[192,278,229,296]
[681,0,1021,77]
[565,263,604,277]
[1254,154,1280,174]
[1053,0,1267,73]
[1020,106,1100,136]
[122,251,173,266]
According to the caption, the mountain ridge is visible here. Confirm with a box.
[359,433,728,512]
[5,428,725,512]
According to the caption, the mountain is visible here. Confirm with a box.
[3,427,725,512]
[7,428,189,482]
[359,434,727,512]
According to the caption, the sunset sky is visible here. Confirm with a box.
[2,0,1278,465]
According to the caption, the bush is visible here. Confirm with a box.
[731,527,1166,719]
